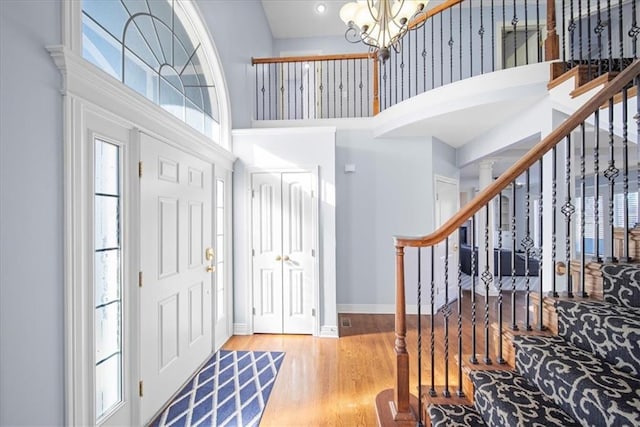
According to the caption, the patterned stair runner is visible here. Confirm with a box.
[556,299,640,376]
[601,263,640,308]
[513,334,640,426]
[428,404,486,427]
[469,370,580,427]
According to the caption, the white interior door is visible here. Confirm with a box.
[435,176,460,307]
[140,134,213,422]
[252,171,315,335]
[281,172,314,334]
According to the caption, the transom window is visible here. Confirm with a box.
[82,0,219,139]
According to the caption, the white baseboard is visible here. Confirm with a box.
[233,323,251,335]
[319,325,339,338]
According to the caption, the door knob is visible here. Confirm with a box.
[205,247,214,261]
[275,255,282,261]
[283,255,290,261]
[206,265,215,273]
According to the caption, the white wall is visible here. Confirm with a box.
[0,1,64,425]
[335,131,446,311]
[197,0,274,130]
[232,127,338,335]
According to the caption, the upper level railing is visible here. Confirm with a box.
[252,0,638,122]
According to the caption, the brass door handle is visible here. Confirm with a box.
[205,247,214,261]
[275,255,282,261]
[206,265,215,273]
[283,255,290,261]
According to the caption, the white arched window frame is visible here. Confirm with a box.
[52,1,234,425]
[62,0,231,149]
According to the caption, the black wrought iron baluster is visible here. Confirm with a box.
[562,0,567,68]
[333,60,337,118]
[417,248,423,426]
[460,3,463,80]
[280,63,285,120]
[470,215,479,363]
[471,0,475,75]
[552,147,559,297]
[429,246,437,397]
[269,63,273,120]
[563,135,576,298]
[512,0,518,67]
[631,0,639,59]
[536,0,541,63]
[394,46,399,105]
[457,252,465,395]
[636,76,640,227]
[482,204,493,363]
[594,109,602,261]
[524,0,529,64]
[339,60,344,118]
[449,8,454,84]
[580,123,588,297]
[359,59,363,118]
[607,0,613,72]
[523,169,533,330]
[587,0,592,80]
[346,59,350,118]
[496,190,505,364]
[622,86,630,261]
[254,64,259,120]
[511,182,519,329]
[443,238,451,398]
[423,21,427,93]
[382,58,387,111]
[596,0,604,76]
[432,17,435,89]
[577,0,583,66]
[569,0,576,66]
[491,0,495,71]
[440,11,444,87]
[401,38,405,102]
[480,0,485,74]
[502,0,506,69]
[293,62,297,119]
[538,158,546,331]
[408,30,412,99]
[619,0,625,72]
[605,97,619,261]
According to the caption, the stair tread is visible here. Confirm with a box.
[513,335,640,426]
[470,369,580,427]
[428,404,486,427]
[601,263,640,308]
[557,299,640,377]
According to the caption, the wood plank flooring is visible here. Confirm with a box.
[223,290,531,426]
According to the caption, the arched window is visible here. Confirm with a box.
[82,0,220,140]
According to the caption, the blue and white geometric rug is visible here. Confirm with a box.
[150,350,285,427]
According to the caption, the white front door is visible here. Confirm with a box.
[252,172,315,334]
[435,176,459,306]
[140,133,213,422]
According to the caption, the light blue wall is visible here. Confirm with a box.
[274,35,368,55]
[197,0,274,129]
[335,131,437,306]
[0,1,64,425]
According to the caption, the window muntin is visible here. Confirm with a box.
[82,0,219,139]
[94,139,123,420]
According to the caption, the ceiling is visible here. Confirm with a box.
[260,0,448,39]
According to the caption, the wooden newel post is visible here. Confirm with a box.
[393,245,414,421]
[373,54,380,115]
[545,0,559,60]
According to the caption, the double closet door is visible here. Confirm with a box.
[251,171,316,335]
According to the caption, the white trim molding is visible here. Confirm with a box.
[319,325,339,338]
[233,323,251,335]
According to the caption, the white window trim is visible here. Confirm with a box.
[53,1,236,425]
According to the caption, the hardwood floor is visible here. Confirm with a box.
[223,290,531,426]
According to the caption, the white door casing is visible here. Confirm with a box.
[139,133,213,422]
[251,171,316,334]
[434,176,460,308]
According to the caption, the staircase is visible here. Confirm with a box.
[429,262,640,426]
[375,57,640,426]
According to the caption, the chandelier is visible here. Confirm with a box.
[340,0,427,62]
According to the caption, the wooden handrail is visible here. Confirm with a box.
[409,0,465,30]
[395,59,640,248]
[252,52,374,65]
